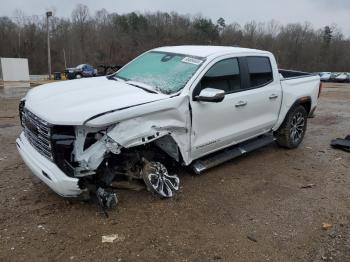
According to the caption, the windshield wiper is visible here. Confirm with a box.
[108,77,160,94]
[125,81,159,94]
[107,75,124,81]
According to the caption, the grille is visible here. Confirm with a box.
[22,109,53,160]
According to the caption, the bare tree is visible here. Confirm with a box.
[1,5,349,74]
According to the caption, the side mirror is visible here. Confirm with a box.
[194,88,225,103]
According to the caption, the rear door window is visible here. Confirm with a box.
[247,57,273,88]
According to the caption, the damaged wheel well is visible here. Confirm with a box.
[153,135,182,163]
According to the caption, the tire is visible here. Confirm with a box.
[275,105,308,149]
[75,74,82,79]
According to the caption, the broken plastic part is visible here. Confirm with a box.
[96,187,118,209]
[105,137,121,154]
[72,126,121,176]
[331,135,350,152]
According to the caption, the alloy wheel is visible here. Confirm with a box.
[290,112,305,144]
[142,161,179,198]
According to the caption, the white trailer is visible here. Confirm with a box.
[0,58,30,81]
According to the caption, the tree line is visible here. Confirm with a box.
[0,4,349,74]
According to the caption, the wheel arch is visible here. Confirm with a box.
[274,96,312,131]
[153,135,183,163]
[297,96,312,115]
[274,99,309,149]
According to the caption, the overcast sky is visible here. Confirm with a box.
[1,0,350,37]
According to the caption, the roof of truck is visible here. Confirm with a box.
[153,45,270,58]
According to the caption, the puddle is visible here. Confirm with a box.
[0,82,31,99]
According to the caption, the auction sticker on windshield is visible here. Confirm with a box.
[181,57,203,65]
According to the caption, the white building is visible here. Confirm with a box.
[0,58,30,81]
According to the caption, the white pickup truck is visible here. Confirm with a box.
[16,46,321,207]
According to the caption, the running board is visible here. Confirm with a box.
[192,134,276,174]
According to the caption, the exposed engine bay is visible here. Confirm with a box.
[71,125,181,205]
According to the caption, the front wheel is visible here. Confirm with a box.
[142,160,179,198]
[275,105,308,149]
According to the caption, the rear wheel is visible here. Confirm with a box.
[275,105,308,149]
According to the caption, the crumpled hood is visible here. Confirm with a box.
[24,77,169,125]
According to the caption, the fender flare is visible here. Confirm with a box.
[274,96,312,131]
[289,96,312,114]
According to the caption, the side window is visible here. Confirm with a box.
[247,57,273,88]
[199,58,240,94]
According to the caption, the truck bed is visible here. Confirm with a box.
[275,71,320,129]
[279,69,314,79]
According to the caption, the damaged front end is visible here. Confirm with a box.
[18,96,190,209]
[48,124,182,207]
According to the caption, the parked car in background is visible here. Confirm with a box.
[320,72,332,82]
[319,72,332,82]
[335,72,350,83]
[322,72,339,83]
[329,73,340,82]
[64,64,98,79]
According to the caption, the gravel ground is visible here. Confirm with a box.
[0,83,349,261]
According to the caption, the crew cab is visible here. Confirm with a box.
[16,46,321,207]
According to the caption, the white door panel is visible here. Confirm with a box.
[191,93,240,158]
[191,83,281,159]
[190,55,282,160]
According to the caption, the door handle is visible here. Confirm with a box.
[235,101,247,107]
[269,94,279,99]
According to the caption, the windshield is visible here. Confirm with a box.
[115,51,205,94]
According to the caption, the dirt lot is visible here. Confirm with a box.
[0,83,349,261]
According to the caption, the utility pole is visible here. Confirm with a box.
[63,49,67,69]
[18,28,21,58]
[46,11,52,80]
